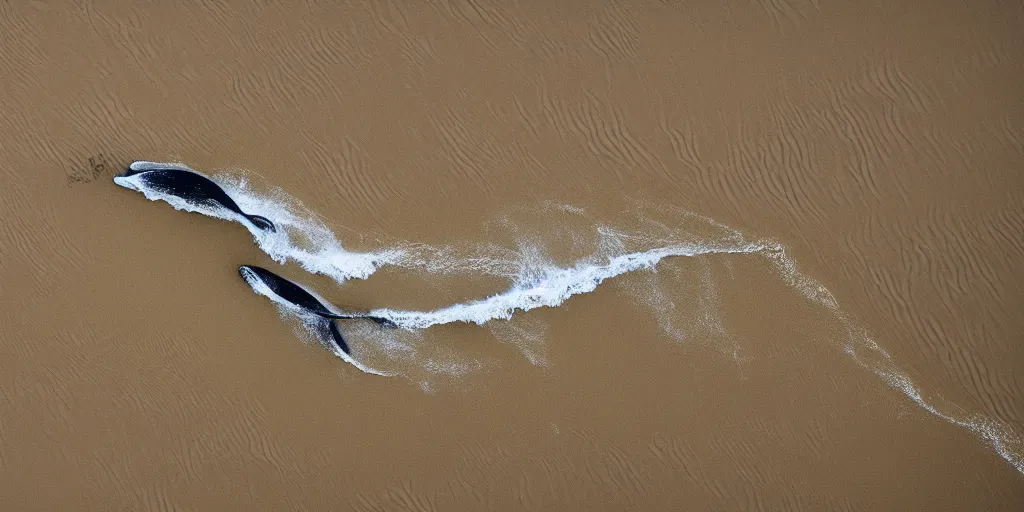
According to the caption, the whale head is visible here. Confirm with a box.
[238,265,288,306]
[238,265,269,287]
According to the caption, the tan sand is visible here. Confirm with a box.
[1,0,1022,509]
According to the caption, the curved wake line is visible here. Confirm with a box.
[864,354,1024,474]
[369,241,766,330]
[760,244,1024,475]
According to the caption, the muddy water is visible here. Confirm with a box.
[2,0,1023,509]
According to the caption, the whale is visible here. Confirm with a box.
[114,161,276,232]
[238,264,396,354]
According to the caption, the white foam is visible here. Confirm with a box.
[366,241,764,330]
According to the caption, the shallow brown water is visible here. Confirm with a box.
[2,0,1023,509]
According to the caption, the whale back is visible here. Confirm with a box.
[240,265,336,317]
[136,169,236,209]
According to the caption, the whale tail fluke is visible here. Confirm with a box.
[245,214,276,232]
[327,320,351,355]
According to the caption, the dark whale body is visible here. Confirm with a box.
[118,164,276,232]
[238,265,396,354]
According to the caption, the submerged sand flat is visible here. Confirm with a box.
[1,1,1023,509]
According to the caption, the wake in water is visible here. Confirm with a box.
[298,201,1024,475]
[116,161,1023,475]
[367,239,763,330]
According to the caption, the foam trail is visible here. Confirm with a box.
[852,343,1024,474]
[114,160,401,283]
[368,241,765,330]
[758,242,1024,474]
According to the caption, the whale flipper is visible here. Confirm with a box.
[244,214,276,232]
[327,319,351,355]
